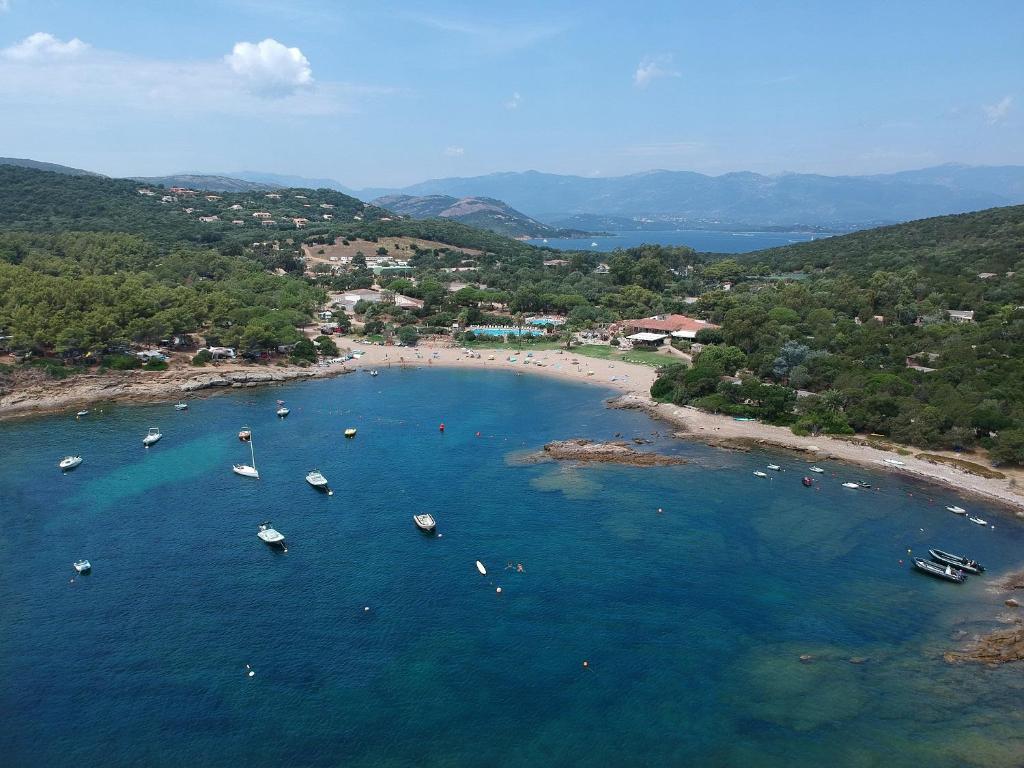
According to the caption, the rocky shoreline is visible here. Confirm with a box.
[541,438,688,466]
[944,569,1024,666]
[0,364,348,421]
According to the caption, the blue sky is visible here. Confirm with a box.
[0,0,1021,187]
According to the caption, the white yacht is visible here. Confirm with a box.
[809,466,825,473]
[73,559,91,573]
[946,505,967,515]
[142,427,163,446]
[413,513,436,533]
[257,522,286,549]
[842,482,860,489]
[59,455,83,471]
[753,470,769,478]
[766,464,781,471]
[305,469,332,495]
[233,428,259,479]
[276,405,290,417]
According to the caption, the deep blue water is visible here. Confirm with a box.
[527,229,828,253]
[2,369,1023,767]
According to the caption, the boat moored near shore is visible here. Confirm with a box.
[928,549,984,574]
[142,427,162,446]
[59,455,82,471]
[257,522,286,550]
[912,557,965,583]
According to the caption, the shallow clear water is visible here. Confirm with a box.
[527,229,828,253]
[2,369,1022,767]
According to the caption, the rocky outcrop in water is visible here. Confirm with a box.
[179,369,320,391]
[541,439,687,467]
[944,622,1024,665]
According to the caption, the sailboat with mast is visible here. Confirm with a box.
[233,427,259,479]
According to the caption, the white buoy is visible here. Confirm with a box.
[248,670,255,677]
[364,606,370,612]
[496,587,502,594]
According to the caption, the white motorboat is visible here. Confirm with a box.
[174,402,189,411]
[809,466,825,473]
[344,428,357,438]
[73,559,91,573]
[233,429,259,479]
[968,516,988,526]
[59,455,83,471]
[142,427,162,446]
[369,370,378,377]
[276,405,290,417]
[306,469,332,495]
[476,560,487,575]
[766,464,782,471]
[946,505,967,515]
[884,458,905,466]
[753,471,769,478]
[257,521,286,549]
[842,482,860,489]
[76,410,89,418]
[413,513,436,533]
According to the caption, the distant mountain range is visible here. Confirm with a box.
[6,156,1024,231]
[358,165,1024,228]
[371,194,589,238]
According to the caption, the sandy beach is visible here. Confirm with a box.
[347,340,1024,515]
[3,338,1023,514]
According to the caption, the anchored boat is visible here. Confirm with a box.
[929,549,984,574]
[59,455,83,471]
[413,514,436,533]
[842,482,860,489]
[305,469,332,495]
[233,428,259,479]
[801,476,813,487]
[73,559,91,573]
[968,516,988,526]
[142,427,163,446]
[912,557,965,583]
[344,428,357,438]
[946,505,967,515]
[257,522,286,550]
[753,471,768,478]
[809,466,825,473]
[766,464,781,471]
[174,402,189,411]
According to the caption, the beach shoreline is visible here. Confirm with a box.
[3,339,1023,514]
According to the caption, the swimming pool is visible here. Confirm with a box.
[469,328,540,337]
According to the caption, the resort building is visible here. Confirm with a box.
[946,310,975,323]
[252,211,272,219]
[623,314,721,340]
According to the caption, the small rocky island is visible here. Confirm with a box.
[540,439,687,467]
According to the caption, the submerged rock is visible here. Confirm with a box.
[1006,598,1020,608]
[541,439,687,467]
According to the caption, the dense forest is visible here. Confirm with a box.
[2,165,1023,464]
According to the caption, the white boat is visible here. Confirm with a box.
[413,513,436,533]
[946,505,967,515]
[753,471,768,478]
[766,464,781,471]
[233,429,259,479]
[884,458,905,466]
[75,410,89,417]
[257,521,286,549]
[142,427,162,446]
[59,455,82,471]
[476,560,487,575]
[344,428,357,438]
[276,406,290,417]
[842,482,860,489]
[809,466,825,473]
[174,402,189,411]
[306,469,332,495]
[369,370,378,377]
[73,559,91,573]
[968,516,988,526]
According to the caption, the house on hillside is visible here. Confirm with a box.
[594,263,610,274]
[170,187,196,196]
[265,193,281,199]
[252,211,272,219]
[292,218,309,228]
[622,314,721,340]
[906,352,940,373]
[260,219,278,227]
[946,310,975,324]
[137,188,155,196]
[320,203,335,209]
[626,331,669,348]
[198,215,220,223]
[205,195,222,201]
[229,204,244,210]
[543,259,570,267]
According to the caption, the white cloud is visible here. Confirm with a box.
[634,54,680,89]
[443,146,465,157]
[0,34,387,118]
[2,32,89,60]
[504,91,521,110]
[225,38,312,95]
[983,95,1013,125]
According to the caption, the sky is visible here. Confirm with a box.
[0,0,1021,188]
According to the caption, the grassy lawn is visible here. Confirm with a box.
[570,345,674,368]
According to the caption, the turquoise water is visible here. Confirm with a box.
[469,328,540,337]
[527,229,828,253]
[2,369,1023,767]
